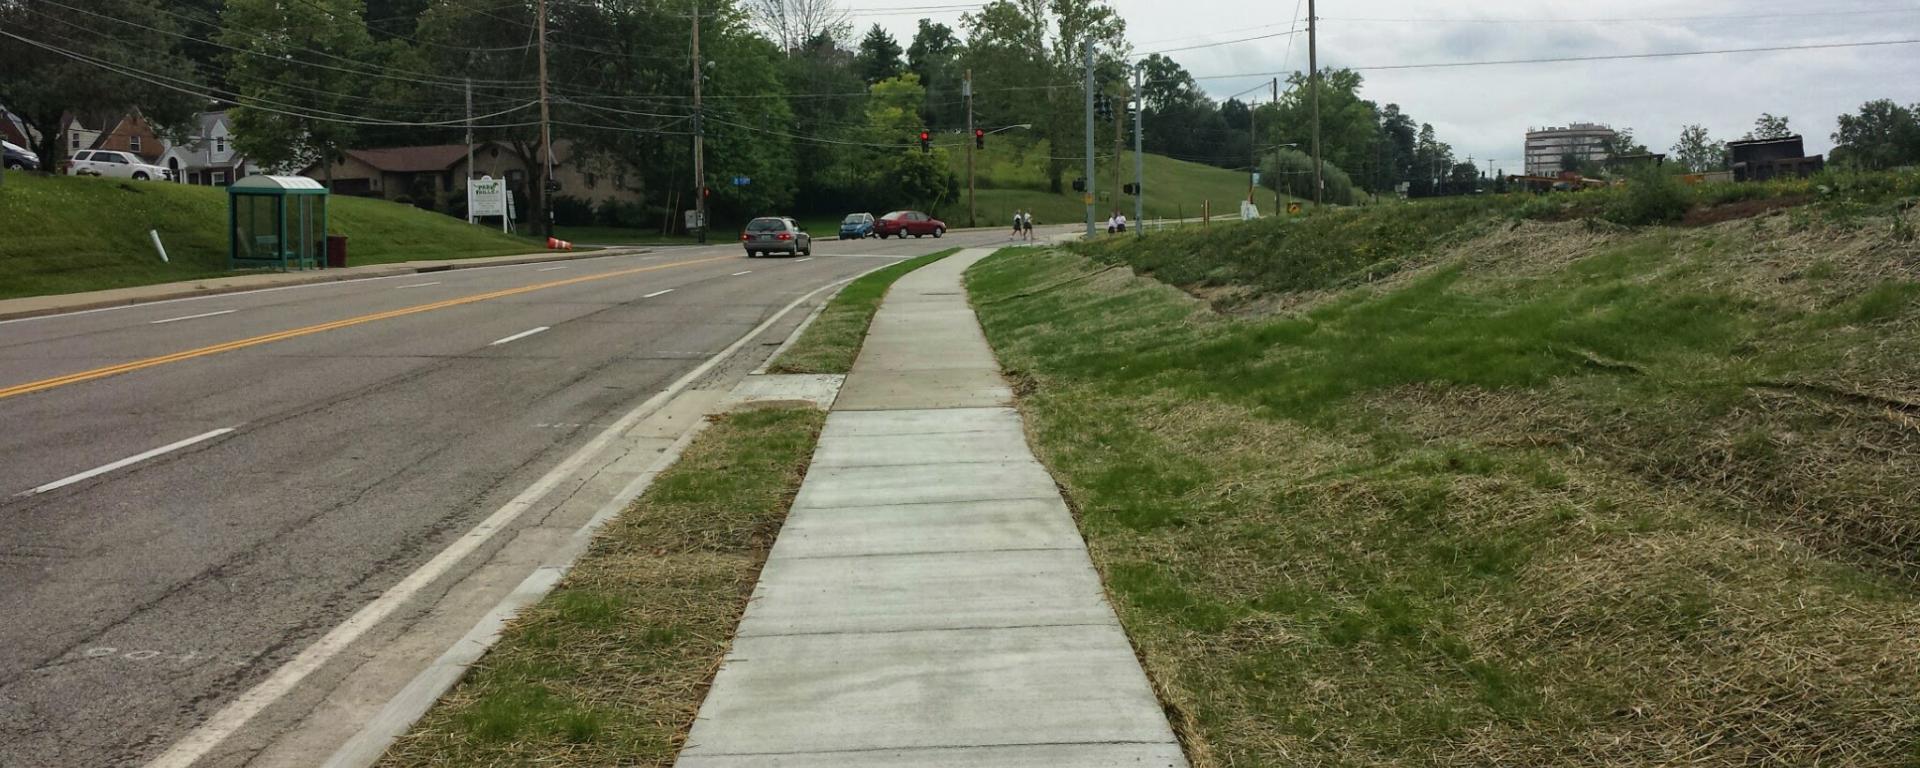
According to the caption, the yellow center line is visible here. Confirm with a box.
[0,255,733,402]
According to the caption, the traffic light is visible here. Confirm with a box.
[1123,183,1139,196]
[1095,94,1111,121]
[919,131,931,154]
[1071,177,1086,192]
[974,128,985,149]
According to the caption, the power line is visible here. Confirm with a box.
[1183,38,1920,80]
[0,29,541,128]
[1322,6,1920,25]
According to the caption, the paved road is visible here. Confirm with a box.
[0,229,1013,767]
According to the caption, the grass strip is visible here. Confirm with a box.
[379,405,825,767]
[966,228,1920,766]
[0,174,542,300]
[765,247,958,374]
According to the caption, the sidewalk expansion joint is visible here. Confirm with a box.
[769,546,1082,561]
[790,495,1061,511]
[733,621,1116,641]
[684,739,1179,758]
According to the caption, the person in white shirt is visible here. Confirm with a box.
[1115,212,1127,233]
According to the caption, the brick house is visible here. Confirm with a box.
[92,111,166,163]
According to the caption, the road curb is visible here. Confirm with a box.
[0,247,647,323]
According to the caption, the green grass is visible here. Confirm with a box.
[0,174,542,300]
[947,140,1288,228]
[380,405,825,767]
[765,248,958,374]
[965,201,1920,766]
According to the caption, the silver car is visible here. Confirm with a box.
[741,217,812,258]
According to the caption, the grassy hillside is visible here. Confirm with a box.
[968,179,1920,765]
[0,174,540,300]
[944,139,1283,228]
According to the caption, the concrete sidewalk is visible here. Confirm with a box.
[676,249,1186,767]
[0,247,641,321]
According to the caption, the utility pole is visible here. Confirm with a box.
[464,76,474,223]
[691,0,707,244]
[1248,95,1256,204]
[1082,38,1095,238]
[1112,81,1125,210]
[1132,66,1143,238]
[965,69,975,229]
[1308,0,1323,207]
[536,0,553,237]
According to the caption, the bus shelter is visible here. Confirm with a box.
[229,175,329,271]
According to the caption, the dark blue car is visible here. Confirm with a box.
[838,212,876,239]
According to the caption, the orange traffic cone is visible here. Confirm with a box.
[546,236,573,251]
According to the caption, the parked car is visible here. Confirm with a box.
[2,140,39,171]
[873,210,945,239]
[741,216,812,258]
[838,212,876,239]
[67,149,170,181]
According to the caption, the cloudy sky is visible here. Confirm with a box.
[862,0,1920,172]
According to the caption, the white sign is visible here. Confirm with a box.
[1240,200,1260,221]
[469,175,509,232]
[684,209,704,230]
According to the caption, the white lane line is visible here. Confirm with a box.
[149,309,236,325]
[397,281,441,289]
[795,257,813,262]
[643,289,674,298]
[537,265,570,272]
[20,428,237,497]
[488,326,550,346]
[731,270,753,276]
[145,268,889,768]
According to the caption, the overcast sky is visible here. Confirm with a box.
[861,0,1920,172]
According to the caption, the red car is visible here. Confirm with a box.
[873,210,946,239]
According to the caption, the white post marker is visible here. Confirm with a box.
[149,229,169,263]
[21,428,236,497]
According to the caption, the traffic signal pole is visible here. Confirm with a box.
[1133,67,1143,238]
[691,0,707,244]
[1083,39,1096,238]
[536,0,553,238]
[1309,0,1324,207]
[965,69,975,229]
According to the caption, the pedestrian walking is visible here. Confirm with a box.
[1011,209,1024,240]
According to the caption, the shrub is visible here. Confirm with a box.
[594,199,651,229]
[1603,168,1692,226]
[1261,148,1358,206]
[551,195,594,226]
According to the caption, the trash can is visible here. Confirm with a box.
[325,234,348,268]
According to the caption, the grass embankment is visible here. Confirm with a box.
[967,185,1920,765]
[0,174,540,300]
[381,405,824,766]
[953,140,1281,227]
[765,248,958,374]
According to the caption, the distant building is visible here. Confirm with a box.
[299,140,641,217]
[159,112,257,186]
[1728,135,1824,182]
[1524,123,1618,176]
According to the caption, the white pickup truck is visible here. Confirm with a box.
[67,149,172,181]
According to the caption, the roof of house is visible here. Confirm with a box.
[343,145,474,173]
[1728,135,1805,148]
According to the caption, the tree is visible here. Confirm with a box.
[222,0,377,179]
[906,20,962,131]
[1670,124,1728,172]
[0,0,201,172]
[1831,99,1920,170]
[1746,113,1794,140]
[745,0,851,53]
[854,24,903,84]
